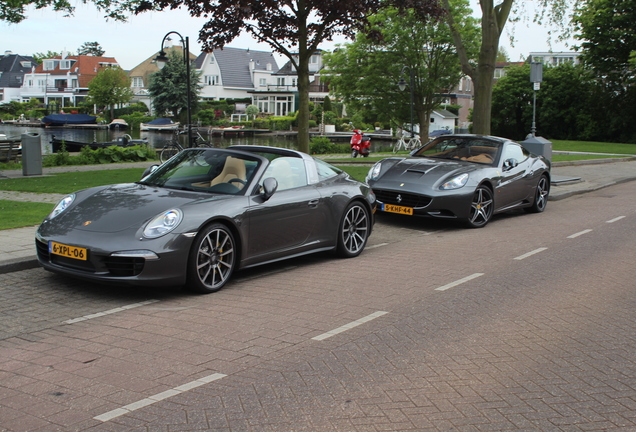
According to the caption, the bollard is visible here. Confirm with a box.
[21,133,42,176]
[522,135,552,164]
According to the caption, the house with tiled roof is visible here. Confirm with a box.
[0,51,37,104]
[19,52,120,108]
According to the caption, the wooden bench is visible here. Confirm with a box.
[0,139,22,163]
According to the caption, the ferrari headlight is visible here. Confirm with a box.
[48,194,75,219]
[368,162,382,181]
[441,173,469,190]
[143,209,183,238]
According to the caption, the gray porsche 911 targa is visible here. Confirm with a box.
[36,146,375,293]
[367,134,550,228]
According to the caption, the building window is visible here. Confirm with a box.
[292,78,298,87]
[204,75,219,85]
[277,77,285,86]
[310,55,319,64]
[43,60,56,71]
[60,60,71,70]
[20,61,32,68]
[259,78,267,87]
[209,55,215,64]
[131,77,144,88]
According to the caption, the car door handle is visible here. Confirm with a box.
[308,199,320,207]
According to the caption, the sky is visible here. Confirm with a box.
[1,1,575,71]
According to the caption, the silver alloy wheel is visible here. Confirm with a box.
[535,176,549,211]
[192,225,236,292]
[467,186,494,228]
[338,202,370,257]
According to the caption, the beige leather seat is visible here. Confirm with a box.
[193,156,246,189]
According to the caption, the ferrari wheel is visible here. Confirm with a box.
[466,186,494,228]
[187,223,236,293]
[525,175,549,213]
[337,202,370,258]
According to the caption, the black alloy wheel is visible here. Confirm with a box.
[466,186,494,228]
[187,223,236,293]
[337,202,370,258]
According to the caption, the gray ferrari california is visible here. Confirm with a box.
[36,146,375,293]
[367,134,550,228]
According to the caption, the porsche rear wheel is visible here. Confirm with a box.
[466,186,494,228]
[525,175,550,213]
[187,223,236,293]
[337,202,370,258]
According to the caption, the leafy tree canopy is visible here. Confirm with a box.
[87,66,134,119]
[573,0,636,87]
[78,41,105,56]
[32,50,63,64]
[324,3,478,133]
[148,50,202,120]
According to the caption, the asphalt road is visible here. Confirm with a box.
[1,182,635,431]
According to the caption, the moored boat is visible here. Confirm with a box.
[140,118,179,131]
[108,119,129,130]
[42,114,97,127]
[51,134,148,153]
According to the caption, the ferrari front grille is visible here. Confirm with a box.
[373,189,432,208]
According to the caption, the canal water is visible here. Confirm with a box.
[0,124,299,154]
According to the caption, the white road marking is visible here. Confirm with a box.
[311,311,388,341]
[64,300,159,324]
[435,273,484,291]
[514,247,548,261]
[606,216,625,223]
[366,243,388,250]
[94,373,227,422]
[567,229,593,239]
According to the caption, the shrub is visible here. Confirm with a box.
[268,116,294,131]
[42,144,157,167]
[309,137,335,154]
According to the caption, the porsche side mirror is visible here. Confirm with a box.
[262,177,278,200]
[503,158,518,171]
[141,164,159,179]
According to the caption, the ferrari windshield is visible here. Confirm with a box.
[413,137,502,165]
[139,149,261,194]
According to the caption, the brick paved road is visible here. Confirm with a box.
[0,182,635,431]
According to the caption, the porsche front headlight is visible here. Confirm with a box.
[48,194,75,219]
[441,173,469,190]
[143,209,183,238]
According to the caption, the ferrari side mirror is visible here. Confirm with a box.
[503,158,518,171]
[262,177,278,200]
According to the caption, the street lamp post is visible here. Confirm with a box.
[154,31,192,148]
[398,66,415,138]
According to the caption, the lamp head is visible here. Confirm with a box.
[398,77,407,92]
[154,51,169,69]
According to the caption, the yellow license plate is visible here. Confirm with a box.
[382,204,414,215]
[49,241,88,261]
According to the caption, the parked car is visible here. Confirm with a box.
[36,146,375,293]
[366,134,550,228]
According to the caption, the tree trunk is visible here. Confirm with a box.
[296,61,311,154]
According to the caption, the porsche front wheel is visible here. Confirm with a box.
[187,223,236,293]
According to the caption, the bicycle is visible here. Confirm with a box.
[160,130,211,163]
[393,131,421,153]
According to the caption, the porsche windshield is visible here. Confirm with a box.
[413,137,502,165]
[139,149,261,194]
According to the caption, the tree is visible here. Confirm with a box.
[324,4,478,134]
[78,41,105,56]
[87,66,134,120]
[573,0,636,88]
[32,51,61,64]
[117,0,443,153]
[148,50,202,120]
[441,0,576,135]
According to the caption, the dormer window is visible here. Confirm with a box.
[43,60,57,71]
[60,60,72,70]
[20,61,31,68]
[209,55,215,64]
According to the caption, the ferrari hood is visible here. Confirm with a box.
[47,183,225,234]
[375,157,476,189]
